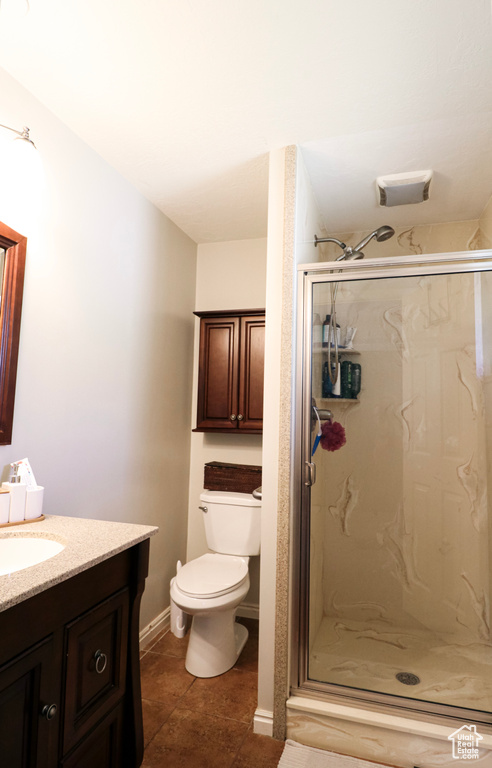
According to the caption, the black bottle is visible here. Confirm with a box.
[341,360,353,399]
[351,363,361,398]
[322,361,332,397]
[322,315,340,348]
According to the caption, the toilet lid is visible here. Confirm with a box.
[176,553,249,598]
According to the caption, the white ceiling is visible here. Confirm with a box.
[0,0,491,243]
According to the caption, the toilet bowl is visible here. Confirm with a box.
[170,553,250,677]
[170,490,261,678]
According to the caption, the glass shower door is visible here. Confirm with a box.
[302,263,492,719]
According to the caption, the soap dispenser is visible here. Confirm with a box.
[2,465,27,523]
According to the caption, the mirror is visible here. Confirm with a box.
[0,220,26,445]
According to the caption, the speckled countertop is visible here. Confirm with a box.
[0,515,158,612]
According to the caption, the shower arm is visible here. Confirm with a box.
[314,234,347,250]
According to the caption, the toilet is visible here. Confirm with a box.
[170,489,261,678]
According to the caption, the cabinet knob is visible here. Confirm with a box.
[237,414,243,421]
[94,649,108,674]
[230,414,236,421]
[41,703,57,721]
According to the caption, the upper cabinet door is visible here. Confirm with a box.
[195,315,240,431]
[238,316,265,431]
[194,310,265,434]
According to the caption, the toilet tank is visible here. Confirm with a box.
[200,490,261,556]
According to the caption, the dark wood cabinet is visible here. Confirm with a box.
[0,541,149,768]
[0,635,60,768]
[60,704,123,768]
[63,589,129,754]
[194,309,265,434]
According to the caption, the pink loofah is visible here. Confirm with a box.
[320,419,346,452]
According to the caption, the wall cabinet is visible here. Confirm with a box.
[0,541,149,768]
[194,309,265,434]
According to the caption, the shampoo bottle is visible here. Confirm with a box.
[322,315,341,348]
[2,465,27,523]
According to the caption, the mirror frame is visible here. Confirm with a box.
[0,221,26,445]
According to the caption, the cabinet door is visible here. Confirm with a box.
[196,316,240,430]
[0,636,60,768]
[60,704,122,768]
[63,589,129,753]
[238,315,265,431]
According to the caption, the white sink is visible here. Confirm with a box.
[0,536,65,575]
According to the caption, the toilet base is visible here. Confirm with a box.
[185,611,249,678]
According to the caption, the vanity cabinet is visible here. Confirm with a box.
[0,635,59,768]
[194,309,265,434]
[0,540,149,768]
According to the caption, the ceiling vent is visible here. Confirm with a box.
[376,170,433,207]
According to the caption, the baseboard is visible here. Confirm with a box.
[237,602,259,620]
[254,708,274,736]
[139,606,170,650]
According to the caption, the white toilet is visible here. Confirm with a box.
[170,489,261,678]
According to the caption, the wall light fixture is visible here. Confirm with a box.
[0,123,35,148]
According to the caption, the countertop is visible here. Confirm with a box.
[0,514,158,612]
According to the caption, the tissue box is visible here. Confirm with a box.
[204,462,262,494]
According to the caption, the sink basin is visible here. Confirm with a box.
[0,536,65,575]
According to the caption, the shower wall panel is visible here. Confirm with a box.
[307,268,492,713]
[313,279,405,627]
[400,274,489,641]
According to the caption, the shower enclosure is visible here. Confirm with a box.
[294,250,492,723]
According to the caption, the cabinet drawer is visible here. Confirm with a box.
[63,589,129,753]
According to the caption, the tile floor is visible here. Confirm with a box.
[140,617,285,768]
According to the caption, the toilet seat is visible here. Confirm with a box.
[176,553,249,598]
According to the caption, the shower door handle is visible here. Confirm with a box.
[304,461,316,487]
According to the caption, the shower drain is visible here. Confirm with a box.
[396,672,421,686]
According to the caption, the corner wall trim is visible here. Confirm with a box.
[139,606,170,650]
[254,708,274,736]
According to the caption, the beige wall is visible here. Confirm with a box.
[0,67,197,628]
[186,238,267,609]
[316,220,481,262]
[479,190,492,247]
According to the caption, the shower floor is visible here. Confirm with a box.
[309,615,492,713]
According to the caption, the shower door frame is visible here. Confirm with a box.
[292,249,492,725]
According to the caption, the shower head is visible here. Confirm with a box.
[352,225,395,254]
[375,225,395,241]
